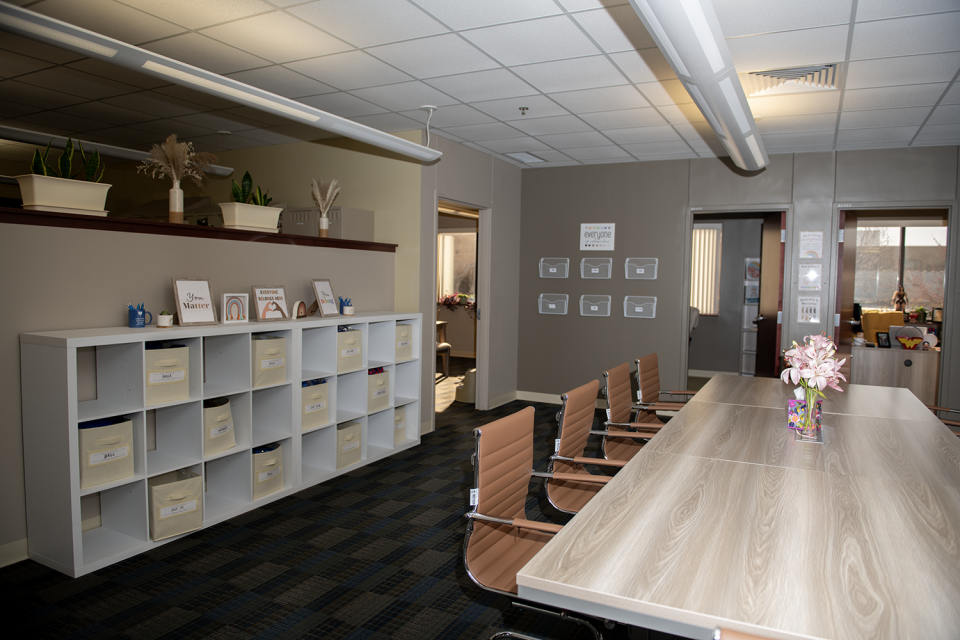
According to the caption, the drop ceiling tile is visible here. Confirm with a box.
[548,85,649,113]
[0,117,73,137]
[65,60,170,90]
[686,138,723,153]
[726,26,849,73]
[410,0,562,29]
[580,107,667,129]
[622,141,693,156]
[237,128,305,145]
[350,112,423,133]
[915,123,960,139]
[747,92,841,117]
[434,131,467,144]
[836,126,918,142]
[57,102,156,126]
[174,112,263,132]
[857,0,960,21]
[943,83,960,104]
[609,49,676,84]
[0,102,41,119]
[116,0,274,30]
[842,83,949,110]
[507,115,593,135]
[143,33,270,75]
[511,56,627,93]
[296,92,388,118]
[0,33,84,64]
[18,111,108,133]
[220,106,291,127]
[839,106,932,129]
[761,131,837,147]
[289,0,447,48]
[636,80,692,107]
[851,13,960,60]
[201,12,350,63]
[83,126,166,146]
[913,137,960,146]
[537,131,611,148]
[367,34,499,79]
[659,103,707,125]
[104,91,205,118]
[154,85,237,110]
[928,104,960,124]
[441,122,526,142]
[603,125,682,144]
[845,52,960,89]
[836,140,910,150]
[286,51,413,91]
[461,16,599,67]
[229,67,336,98]
[471,95,569,121]
[272,122,337,140]
[526,149,574,162]
[756,113,839,134]
[572,5,656,53]
[535,160,584,167]
[674,122,716,141]
[560,145,630,160]
[476,136,551,153]
[189,132,269,150]
[0,50,54,78]
[350,81,460,112]
[131,118,216,139]
[557,1,629,10]
[713,0,852,37]
[627,153,696,162]
[425,69,537,103]
[0,80,88,109]
[30,0,185,44]
[18,67,140,100]
[398,105,494,128]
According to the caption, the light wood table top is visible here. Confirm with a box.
[517,378,960,640]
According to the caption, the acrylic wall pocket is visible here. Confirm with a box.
[127,303,152,328]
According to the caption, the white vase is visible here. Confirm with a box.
[218,202,283,232]
[15,174,111,215]
[169,181,184,224]
[319,214,329,238]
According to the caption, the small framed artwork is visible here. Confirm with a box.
[745,258,760,281]
[877,332,891,348]
[311,279,339,317]
[222,293,249,324]
[251,286,289,321]
[172,278,218,326]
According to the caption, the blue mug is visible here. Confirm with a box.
[128,308,153,328]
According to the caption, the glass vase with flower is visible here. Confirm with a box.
[781,334,847,442]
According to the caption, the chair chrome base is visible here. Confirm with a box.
[487,602,603,640]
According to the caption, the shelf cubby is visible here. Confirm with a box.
[147,402,202,476]
[77,342,144,422]
[302,325,337,379]
[251,329,294,389]
[393,318,420,364]
[203,449,251,525]
[367,320,396,366]
[78,410,146,497]
[81,479,148,568]
[252,436,294,503]
[394,360,419,406]
[302,425,337,484]
[203,333,251,397]
[203,392,251,461]
[367,409,396,455]
[251,384,292,447]
[336,370,367,423]
[395,401,420,447]
[300,376,336,434]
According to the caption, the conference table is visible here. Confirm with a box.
[516,374,960,640]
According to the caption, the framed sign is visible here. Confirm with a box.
[172,278,217,326]
[311,279,339,317]
[222,293,249,324]
[251,286,289,321]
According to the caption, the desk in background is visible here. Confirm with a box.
[850,345,939,405]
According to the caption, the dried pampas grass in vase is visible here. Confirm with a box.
[138,134,217,224]
[311,177,340,238]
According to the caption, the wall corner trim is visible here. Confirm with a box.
[0,538,28,569]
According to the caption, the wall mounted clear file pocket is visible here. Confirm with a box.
[539,258,569,278]
[580,295,611,317]
[538,294,569,315]
[625,257,658,280]
[580,257,612,279]
[624,296,657,318]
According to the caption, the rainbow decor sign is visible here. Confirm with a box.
[580,223,615,251]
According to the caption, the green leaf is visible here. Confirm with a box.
[94,156,105,183]
[31,149,45,175]
[230,179,243,203]
[58,138,73,179]
[241,171,253,203]
[252,186,272,207]
[85,150,102,182]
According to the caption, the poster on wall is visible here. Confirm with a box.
[799,231,823,259]
[798,263,822,291]
[172,278,218,326]
[580,223,615,251]
[251,286,289,321]
[744,283,760,304]
[744,258,760,281]
[798,296,821,323]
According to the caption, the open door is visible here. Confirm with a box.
[754,212,786,377]
[837,211,857,346]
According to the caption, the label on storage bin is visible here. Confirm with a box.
[341,347,359,357]
[258,467,282,483]
[210,422,233,439]
[160,500,197,519]
[341,441,359,453]
[305,401,327,413]
[260,357,284,370]
[89,446,129,466]
[394,420,405,431]
[374,388,387,398]
[149,369,185,385]
[397,340,411,348]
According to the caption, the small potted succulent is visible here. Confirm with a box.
[158,309,173,328]
[16,138,111,215]
[219,171,282,232]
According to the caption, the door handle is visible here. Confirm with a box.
[753,316,764,324]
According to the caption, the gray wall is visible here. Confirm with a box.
[688,218,762,373]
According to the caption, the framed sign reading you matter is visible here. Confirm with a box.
[172,278,218,326]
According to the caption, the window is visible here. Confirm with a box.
[690,223,722,316]
[437,232,477,301]
[855,224,947,310]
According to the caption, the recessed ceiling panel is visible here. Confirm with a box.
[839,106,932,129]
[658,104,707,125]
[636,80,693,107]
[747,91,841,117]
[508,115,593,136]
[548,85,649,113]
[471,95,570,121]
[537,131,611,148]
[460,16,599,67]
[557,1,630,11]
[296,92,389,118]
[842,83,949,110]
[845,52,960,89]
[440,122,526,142]
[367,34,500,79]
[350,81,460,112]
[727,26,849,73]
[943,83,960,104]
[410,0,563,30]
[116,0,274,30]
[228,67,336,98]
[425,69,537,103]
[571,6,656,53]
[132,118,217,139]
[756,113,838,134]
[512,56,626,93]
[476,136,552,153]
[201,12,350,63]
[603,125,682,144]
[174,112,262,132]
[850,12,960,60]
[581,107,668,129]
[608,49,676,84]
[29,0,185,45]
[289,0,447,48]
[143,33,270,74]
[563,145,631,160]
[712,0,852,38]
[762,131,837,147]
[286,51,413,90]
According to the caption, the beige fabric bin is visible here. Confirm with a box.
[252,336,286,388]
[368,371,390,413]
[395,324,413,361]
[148,469,202,541]
[337,330,362,372]
[393,406,407,444]
[252,443,284,499]
[79,418,135,489]
[202,398,236,457]
[145,346,189,405]
[302,381,329,430]
[337,422,362,469]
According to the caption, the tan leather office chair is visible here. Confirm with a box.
[436,341,452,377]
[601,362,663,462]
[464,406,604,640]
[546,379,635,514]
[636,353,695,410]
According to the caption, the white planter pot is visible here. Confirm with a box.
[219,202,282,233]
[16,174,111,215]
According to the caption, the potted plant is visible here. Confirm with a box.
[16,138,111,215]
[138,134,217,224]
[219,171,282,232]
[914,306,928,323]
[157,309,173,328]
[310,177,340,238]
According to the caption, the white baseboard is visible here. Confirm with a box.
[489,391,517,408]
[0,538,27,569]
[688,369,734,378]
[420,420,434,436]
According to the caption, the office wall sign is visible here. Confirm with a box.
[580,223,615,251]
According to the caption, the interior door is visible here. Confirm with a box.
[838,211,858,346]
[754,212,786,377]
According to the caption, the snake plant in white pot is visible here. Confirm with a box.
[219,171,282,232]
[16,138,111,215]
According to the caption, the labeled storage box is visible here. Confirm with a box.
[368,368,390,413]
[252,336,286,388]
[396,324,413,361]
[625,257,658,280]
[393,406,406,444]
[580,295,612,317]
[302,379,329,430]
[337,329,362,372]
[145,343,189,405]
[337,421,361,469]
[624,296,657,319]
[580,257,612,279]
[252,443,284,499]
[538,293,569,315]
[148,469,202,541]
[202,398,236,457]
[79,417,135,489]
[539,257,569,279]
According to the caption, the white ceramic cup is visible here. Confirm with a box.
[158,314,173,328]
[343,306,355,316]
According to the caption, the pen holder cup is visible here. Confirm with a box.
[129,308,152,328]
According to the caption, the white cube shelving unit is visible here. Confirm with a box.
[20,311,421,577]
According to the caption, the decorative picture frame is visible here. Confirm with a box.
[311,279,339,317]
[251,286,289,322]
[876,331,891,348]
[172,278,218,326]
[222,293,249,324]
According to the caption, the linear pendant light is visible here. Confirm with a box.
[0,4,442,163]
[626,0,768,170]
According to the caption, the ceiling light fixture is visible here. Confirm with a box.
[626,0,768,170]
[505,152,545,164]
[0,3,441,164]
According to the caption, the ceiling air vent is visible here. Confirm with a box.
[741,64,838,97]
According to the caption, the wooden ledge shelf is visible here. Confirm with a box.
[0,207,397,253]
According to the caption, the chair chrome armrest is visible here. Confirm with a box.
[465,512,563,534]
[531,470,611,484]
[552,454,628,468]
